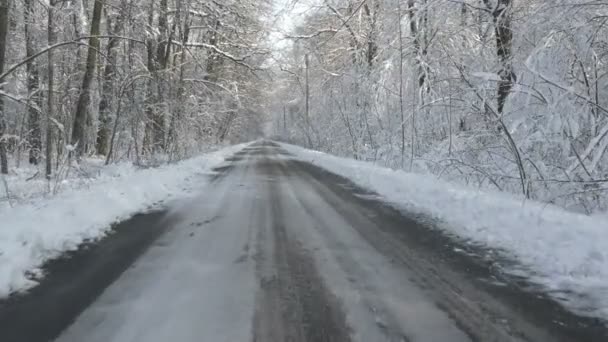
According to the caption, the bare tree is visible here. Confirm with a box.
[95,1,127,156]
[275,0,608,211]
[45,0,55,179]
[71,0,103,157]
[23,0,42,164]
[483,0,514,114]
[0,0,9,174]
[0,0,270,176]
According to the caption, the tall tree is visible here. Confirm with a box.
[96,2,127,156]
[45,0,55,179]
[0,0,9,174]
[0,0,271,176]
[24,0,42,164]
[155,0,170,150]
[167,0,190,155]
[362,0,380,68]
[143,0,169,153]
[483,0,514,114]
[71,0,103,157]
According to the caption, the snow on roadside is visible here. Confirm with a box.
[0,143,248,298]
[280,142,608,321]
[1,158,112,208]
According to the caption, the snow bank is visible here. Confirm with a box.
[1,158,115,208]
[0,143,247,297]
[281,142,608,321]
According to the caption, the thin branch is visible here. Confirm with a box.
[0,36,145,81]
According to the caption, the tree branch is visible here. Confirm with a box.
[0,36,145,81]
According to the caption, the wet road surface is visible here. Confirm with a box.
[1,141,607,342]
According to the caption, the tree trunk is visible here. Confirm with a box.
[484,0,514,114]
[24,0,42,165]
[304,53,313,148]
[153,0,169,151]
[363,1,379,68]
[143,1,156,154]
[495,1,514,114]
[398,0,405,167]
[156,0,169,71]
[407,0,429,93]
[407,0,421,168]
[0,0,9,174]
[45,1,55,179]
[143,0,168,154]
[71,0,103,158]
[167,0,190,155]
[204,20,221,83]
[96,5,126,156]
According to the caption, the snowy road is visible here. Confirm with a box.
[2,141,606,342]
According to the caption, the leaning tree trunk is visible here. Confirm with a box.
[71,0,103,158]
[24,0,42,165]
[0,0,9,174]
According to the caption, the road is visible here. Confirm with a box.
[1,141,606,342]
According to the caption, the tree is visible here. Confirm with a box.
[0,0,9,174]
[0,0,271,178]
[143,0,168,154]
[71,0,103,157]
[483,0,514,114]
[45,0,56,179]
[274,0,608,212]
[24,0,42,164]
[96,1,127,156]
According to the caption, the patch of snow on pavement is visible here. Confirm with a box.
[0,143,248,297]
[280,142,608,321]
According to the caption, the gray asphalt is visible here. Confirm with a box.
[1,141,606,342]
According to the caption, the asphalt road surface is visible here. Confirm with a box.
[1,141,607,342]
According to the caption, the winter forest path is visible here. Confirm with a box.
[1,141,607,342]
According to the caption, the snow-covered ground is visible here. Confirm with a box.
[0,143,248,298]
[280,142,608,321]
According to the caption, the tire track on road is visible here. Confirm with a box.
[252,156,351,342]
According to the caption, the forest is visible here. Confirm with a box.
[1,0,608,214]
[272,0,608,214]
[2,2,608,337]
[0,0,271,175]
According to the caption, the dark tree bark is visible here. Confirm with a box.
[143,1,156,153]
[45,0,55,179]
[0,0,9,174]
[24,0,42,165]
[407,0,427,90]
[204,20,221,83]
[96,4,126,156]
[363,0,380,68]
[483,0,515,114]
[71,0,103,157]
[167,0,190,154]
[156,0,169,70]
[143,0,169,154]
[155,0,172,151]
